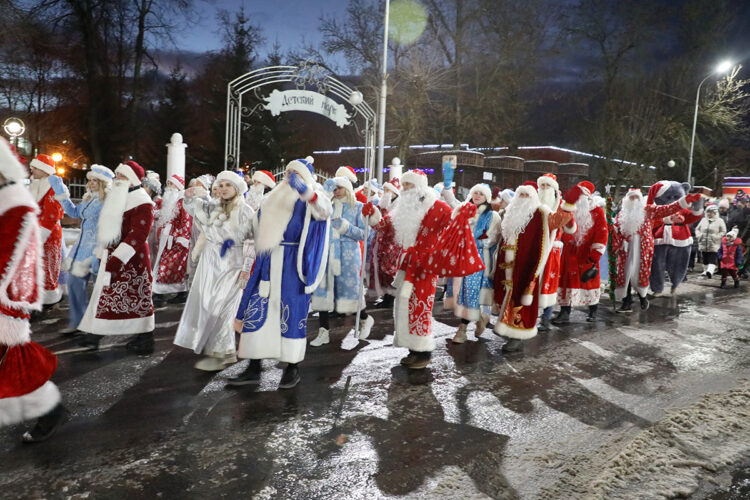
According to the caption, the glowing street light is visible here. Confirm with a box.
[687,60,733,184]
[51,152,63,163]
[56,167,65,175]
[3,117,25,146]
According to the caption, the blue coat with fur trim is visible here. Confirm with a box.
[60,194,104,277]
[311,198,367,313]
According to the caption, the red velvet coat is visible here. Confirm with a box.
[367,207,402,297]
[79,187,155,335]
[153,198,192,293]
[558,205,608,307]
[31,180,64,304]
[0,183,57,399]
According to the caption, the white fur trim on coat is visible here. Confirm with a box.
[0,314,31,345]
[111,242,136,265]
[494,321,537,340]
[0,381,61,426]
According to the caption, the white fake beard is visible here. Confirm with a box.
[97,180,130,247]
[501,196,538,242]
[156,187,182,227]
[245,183,265,210]
[255,180,298,253]
[391,187,436,249]
[538,186,557,210]
[28,177,50,202]
[619,197,646,236]
[574,196,594,244]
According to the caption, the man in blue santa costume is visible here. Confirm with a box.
[231,157,332,389]
[0,138,69,442]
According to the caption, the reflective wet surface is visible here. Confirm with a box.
[2,274,750,498]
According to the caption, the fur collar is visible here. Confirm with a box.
[391,188,438,249]
[0,182,37,216]
[28,177,51,203]
[255,182,298,253]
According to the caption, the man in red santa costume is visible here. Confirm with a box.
[0,138,69,443]
[612,187,700,312]
[536,174,564,332]
[78,161,156,353]
[553,181,608,324]
[367,178,402,308]
[245,169,276,211]
[493,182,582,351]
[27,153,65,306]
[152,174,192,305]
[364,169,478,369]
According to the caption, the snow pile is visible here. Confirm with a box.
[542,381,750,499]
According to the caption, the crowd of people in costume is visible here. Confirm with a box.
[1,135,747,443]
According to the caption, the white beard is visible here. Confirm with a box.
[538,186,558,210]
[98,180,130,247]
[391,187,437,249]
[619,197,646,237]
[255,180,298,253]
[156,187,182,228]
[574,197,594,245]
[501,196,539,242]
[28,177,50,202]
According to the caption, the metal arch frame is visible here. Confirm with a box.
[224,63,376,178]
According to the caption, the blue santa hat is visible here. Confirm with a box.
[285,156,315,186]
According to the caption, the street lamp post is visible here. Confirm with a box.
[3,117,25,147]
[375,0,391,186]
[687,60,732,185]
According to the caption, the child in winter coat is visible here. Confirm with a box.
[695,204,727,278]
[718,228,743,288]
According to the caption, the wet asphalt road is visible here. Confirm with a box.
[2,273,750,499]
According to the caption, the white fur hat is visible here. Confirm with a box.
[285,156,315,186]
[331,176,354,198]
[86,164,115,185]
[215,170,248,195]
[252,170,276,189]
[384,178,401,195]
[537,173,559,191]
[469,183,492,202]
[500,188,515,204]
[0,137,27,182]
[335,166,358,184]
[401,169,429,190]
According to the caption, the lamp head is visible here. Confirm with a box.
[716,60,732,74]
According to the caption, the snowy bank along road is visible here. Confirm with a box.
[2,278,749,499]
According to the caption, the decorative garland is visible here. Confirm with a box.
[606,196,617,303]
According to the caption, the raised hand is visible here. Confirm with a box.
[287,172,308,196]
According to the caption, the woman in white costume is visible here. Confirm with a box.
[173,171,254,371]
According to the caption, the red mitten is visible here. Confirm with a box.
[458,202,477,219]
[563,185,584,205]
[685,193,701,203]
[588,248,601,263]
[105,256,124,274]
[362,202,375,217]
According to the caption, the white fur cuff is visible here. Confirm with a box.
[54,192,70,201]
[400,280,414,299]
[338,219,350,234]
[563,221,577,234]
[0,315,31,345]
[111,242,136,265]
[40,227,51,242]
[176,237,190,249]
[367,207,382,226]
[521,294,533,306]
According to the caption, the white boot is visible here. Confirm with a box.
[706,263,716,279]
[310,327,330,346]
[475,313,490,336]
[194,355,236,371]
[358,315,375,340]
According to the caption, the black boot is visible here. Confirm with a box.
[502,337,523,353]
[400,350,419,367]
[22,403,69,443]
[279,363,301,389]
[617,298,633,313]
[78,333,101,349]
[720,278,727,288]
[586,304,598,322]
[227,359,262,386]
[551,306,571,325]
[734,279,741,288]
[125,332,154,354]
[639,295,649,311]
[152,294,168,308]
[167,291,188,304]
[379,294,395,309]
[537,316,552,332]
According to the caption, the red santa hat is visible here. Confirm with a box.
[522,180,538,190]
[216,170,248,195]
[285,156,315,186]
[115,160,146,187]
[469,183,492,202]
[252,170,276,189]
[401,169,429,190]
[30,154,56,176]
[537,173,559,191]
[167,174,185,190]
[577,180,595,197]
[646,181,670,205]
[335,166,358,184]
[0,137,28,182]
[384,177,401,195]
[625,188,643,201]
